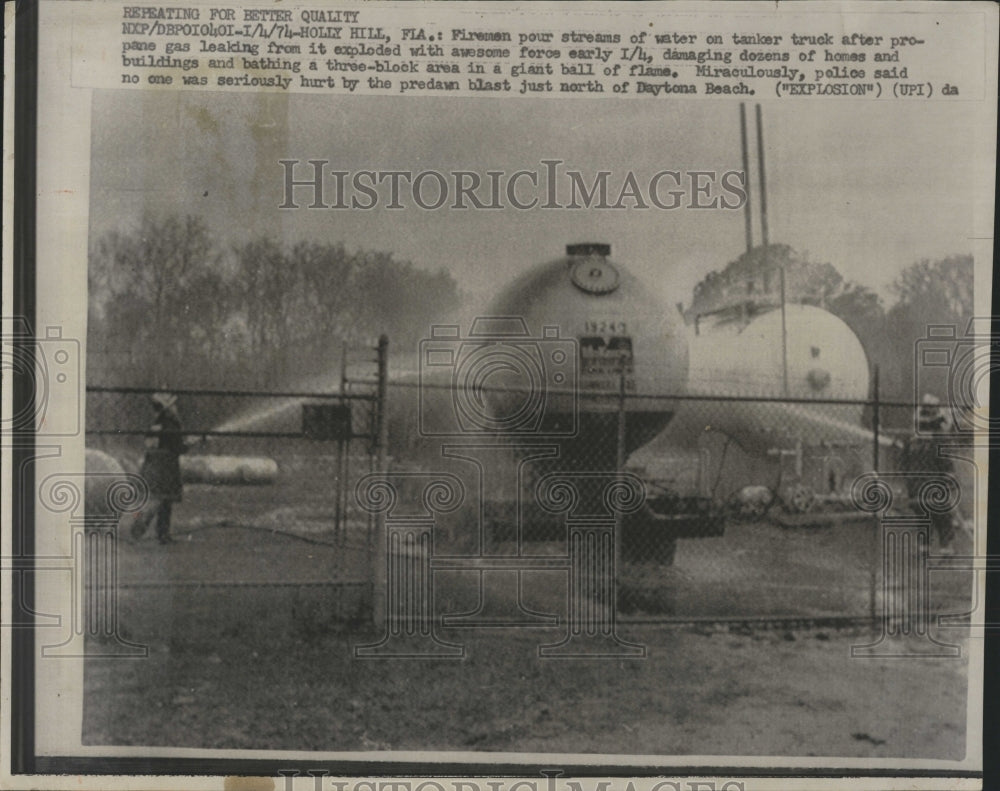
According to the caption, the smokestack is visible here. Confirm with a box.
[755,103,788,396]
[755,104,769,251]
[739,103,753,256]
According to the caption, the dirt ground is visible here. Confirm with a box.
[84,617,970,758]
[83,523,974,760]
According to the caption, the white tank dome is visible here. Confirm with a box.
[688,304,869,400]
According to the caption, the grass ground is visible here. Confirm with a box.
[83,517,974,760]
[85,612,970,758]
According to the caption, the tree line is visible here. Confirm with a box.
[87,214,462,389]
[686,243,975,411]
[89,214,974,415]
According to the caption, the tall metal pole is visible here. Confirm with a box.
[740,103,754,256]
[372,334,390,628]
[779,265,789,396]
[757,103,788,395]
[755,104,770,250]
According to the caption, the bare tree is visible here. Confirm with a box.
[89,215,222,386]
[89,215,462,389]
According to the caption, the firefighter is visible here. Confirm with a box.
[134,392,188,544]
[900,394,959,551]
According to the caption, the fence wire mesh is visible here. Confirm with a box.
[83,380,382,648]
[81,368,977,650]
[379,379,977,629]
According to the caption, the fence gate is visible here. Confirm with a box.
[79,338,387,655]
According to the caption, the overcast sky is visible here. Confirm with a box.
[90,90,980,310]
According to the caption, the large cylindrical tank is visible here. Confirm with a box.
[688,304,869,400]
[675,304,871,453]
[180,455,279,485]
[471,242,689,465]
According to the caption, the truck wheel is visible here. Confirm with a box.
[650,534,677,566]
[783,484,816,514]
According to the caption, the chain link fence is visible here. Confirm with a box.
[378,375,976,631]
[82,346,386,650]
[81,352,977,652]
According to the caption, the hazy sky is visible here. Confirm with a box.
[90,90,980,310]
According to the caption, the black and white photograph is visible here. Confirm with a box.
[3,1,997,788]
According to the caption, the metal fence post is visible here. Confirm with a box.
[872,365,880,474]
[617,362,627,470]
[334,342,348,542]
[372,335,390,629]
[869,365,880,626]
[615,362,627,609]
